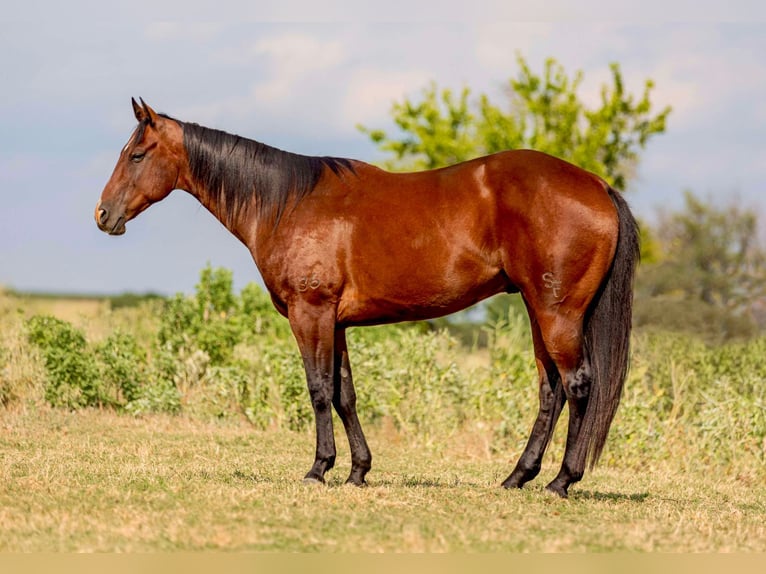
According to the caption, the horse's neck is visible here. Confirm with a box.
[181,178,257,244]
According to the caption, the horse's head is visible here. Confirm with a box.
[95,98,185,235]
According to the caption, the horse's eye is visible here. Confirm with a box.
[130,152,145,163]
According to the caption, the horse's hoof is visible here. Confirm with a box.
[501,466,540,490]
[302,476,325,486]
[501,477,523,489]
[545,482,569,499]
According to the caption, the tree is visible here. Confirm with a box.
[634,191,766,341]
[359,55,671,191]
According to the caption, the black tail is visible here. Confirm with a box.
[577,187,640,468]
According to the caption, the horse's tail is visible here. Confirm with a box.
[577,186,640,469]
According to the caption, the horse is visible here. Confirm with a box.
[95,98,639,498]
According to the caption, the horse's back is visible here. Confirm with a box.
[350,149,616,220]
[274,150,620,326]
[349,149,619,272]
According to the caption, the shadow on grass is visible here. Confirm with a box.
[571,490,650,503]
[231,471,652,502]
[357,475,484,489]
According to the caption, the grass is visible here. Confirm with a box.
[0,291,107,325]
[2,285,766,552]
[2,408,765,552]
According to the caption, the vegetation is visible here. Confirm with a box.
[635,191,766,341]
[359,55,671,190]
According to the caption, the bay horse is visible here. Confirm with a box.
[96,99,639,498]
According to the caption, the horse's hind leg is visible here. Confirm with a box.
[502,311,566,489]
[332,329,372,486]
[545,352,592,498]
[535,312,592,498]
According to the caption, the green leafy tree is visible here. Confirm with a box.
[635,191,766,341]
[360,55,671,190]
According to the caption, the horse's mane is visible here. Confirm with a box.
[176,119,354,227]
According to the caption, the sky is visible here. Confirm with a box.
[2,1,765,295]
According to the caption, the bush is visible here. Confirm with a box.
[348,326,465,436]
[96,332,145,403]
[157,265,286,366]
[26,316,103,409]
[243,343,310,430]
[26,315,180,413]
[605,331,766,474]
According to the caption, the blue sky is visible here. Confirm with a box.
[2,2,765,294]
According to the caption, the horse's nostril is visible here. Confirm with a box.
[98,208,108,224]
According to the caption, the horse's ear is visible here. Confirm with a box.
[132,97,157,126]
[139,98,158,126]
[132,97,143,122]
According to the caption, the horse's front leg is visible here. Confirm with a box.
[333,328,372,486]
[289,302,338,484]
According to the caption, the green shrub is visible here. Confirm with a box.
[26,315,180,414]
[244,342,312,431]
[349,326,465,437]
[158,265,259,365]
[606,331,766,473]
[107,291,164,310]
[130,344,182,415]
[26,316,104,409]
[96,332,145,403]
[123,379,181,416]
[238,281,292,340]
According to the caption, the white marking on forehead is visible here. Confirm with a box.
[121,128,138,154]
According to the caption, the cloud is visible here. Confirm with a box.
[144,22,223,42]
[474,23,556,74]
[250,33,346,103]
[169,29,439,143]
[169,31,352,136]
[641,26,766,131]
[472,23,643,109]
[343,68,432,129]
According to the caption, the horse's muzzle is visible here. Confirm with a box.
[95,203,127,236]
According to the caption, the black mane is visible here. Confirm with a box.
[179,120,354,227]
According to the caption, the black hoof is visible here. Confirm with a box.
[501,466,540,489]
[545,481,569,499]
[501,477,524,489]
[302,475,325,486]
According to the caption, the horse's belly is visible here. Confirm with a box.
[337,263,508,326]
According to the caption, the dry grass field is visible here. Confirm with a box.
[2,286,765,552]
[1,408,765,552]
